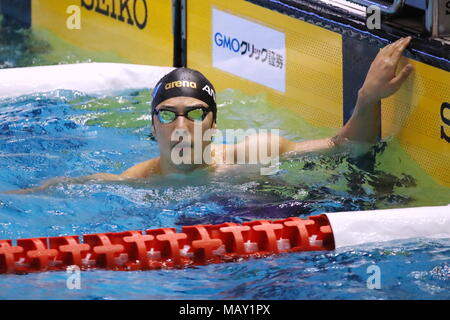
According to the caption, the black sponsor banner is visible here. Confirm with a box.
[342,35,380,128]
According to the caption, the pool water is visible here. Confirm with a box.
[0,19,127,69]
[0,88,449,299]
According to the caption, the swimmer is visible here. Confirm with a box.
[5,37,414,194]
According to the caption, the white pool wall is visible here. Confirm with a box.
[0,63,173,99]
[326,204,450,248]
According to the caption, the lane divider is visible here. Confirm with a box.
[0,215,334,273]
[2,205,449,274]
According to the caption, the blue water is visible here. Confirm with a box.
[0,89,449,299]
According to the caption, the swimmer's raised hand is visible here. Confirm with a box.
[325,37,415,145]
[359,37,414,103]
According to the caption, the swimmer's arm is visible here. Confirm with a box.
[335,36,413,144]
[119,158,159,179]
[2,174,124,194]
[278,98,380,155]
[279,136,345,155]
[232,133,336,162]
[282,37,414,154]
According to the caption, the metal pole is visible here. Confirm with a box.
[172,0,187,68]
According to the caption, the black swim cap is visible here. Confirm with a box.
[151,68,217,123]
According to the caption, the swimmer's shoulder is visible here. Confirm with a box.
[121,157,161,179]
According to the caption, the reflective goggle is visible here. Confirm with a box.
[153,107,211,124]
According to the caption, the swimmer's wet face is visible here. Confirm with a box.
[152,96,216,171]
[150,67,218,173]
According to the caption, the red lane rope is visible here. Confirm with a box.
[0,215,335,274]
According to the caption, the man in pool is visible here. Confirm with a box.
[8,37,413,193]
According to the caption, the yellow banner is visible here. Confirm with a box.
[382,60,450,187]
[187,0,343,129]
[32,0,173,66]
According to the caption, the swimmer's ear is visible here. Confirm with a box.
[148,132,157,141]
[150,125,157,141]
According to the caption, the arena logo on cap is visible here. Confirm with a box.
[165,80,197,90]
